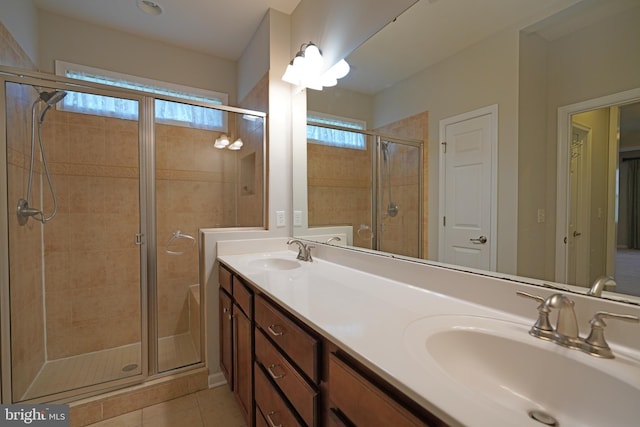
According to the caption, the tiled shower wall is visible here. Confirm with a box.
[307,139,374,250]
[2,22,46,401]
[41,108,142,360]
[307,111,428,256]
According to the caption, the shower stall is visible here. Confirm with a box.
[0,68,266,403]
[306,124,422,257]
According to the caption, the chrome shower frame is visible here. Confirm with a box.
[373,135,423,256]
[0,65,267,404]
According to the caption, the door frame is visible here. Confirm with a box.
[555,88,640,283]
[567,122,592,286]
[438,104,498,271]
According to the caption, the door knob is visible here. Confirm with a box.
[470,236,487,244]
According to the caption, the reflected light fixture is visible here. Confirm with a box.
[214,135,243,150]
[228,138,243,150]
[282,42,350,91]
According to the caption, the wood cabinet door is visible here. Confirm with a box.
[219,289,233,388]
[234,307,253,426]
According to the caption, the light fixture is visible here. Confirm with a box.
[214,135,230,149]
[282,42,350,91]
[214,135,243,151]
[228,138,243,150]
[137,0,163,16]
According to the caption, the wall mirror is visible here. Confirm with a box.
[292,0,640,302]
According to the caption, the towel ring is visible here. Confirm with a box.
[165,230,196,255]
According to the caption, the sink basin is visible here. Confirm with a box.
[247,257,301,271]
[404,315,640,426]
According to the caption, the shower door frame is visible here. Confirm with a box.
[0,69,151,403]
[372,135,424,257]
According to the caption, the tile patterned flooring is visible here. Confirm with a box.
[83,386,246,427]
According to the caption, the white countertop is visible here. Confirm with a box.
[216,241,640,427]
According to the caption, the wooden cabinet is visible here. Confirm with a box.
[218,262,447,427]
[218,265,253,427]
[329,353,437,427]
[254,294,320,426]
[255,295,319,383]
[219,289,233,387]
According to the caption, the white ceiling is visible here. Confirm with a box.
[31,0,637,96]
[33,0,302,60]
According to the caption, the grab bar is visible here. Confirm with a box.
[165,230,196,255]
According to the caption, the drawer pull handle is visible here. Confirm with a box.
[267,364,285,380]
[266,411,283,427]
[268,324,284,336]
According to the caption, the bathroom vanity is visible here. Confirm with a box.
[216,238,640,427]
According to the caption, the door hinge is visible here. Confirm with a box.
[443,216,446,227]
[441,141,447,153]
[135,233,144,245]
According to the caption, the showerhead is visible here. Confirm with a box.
[38,90,67,123]
[40,90,67,106]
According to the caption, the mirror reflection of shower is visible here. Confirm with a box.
[381,140,398,217]
[17,88,67,225]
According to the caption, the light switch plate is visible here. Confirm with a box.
[276,210,286,227]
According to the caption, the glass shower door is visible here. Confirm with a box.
[376,138,422,258]
[4,79,146,402]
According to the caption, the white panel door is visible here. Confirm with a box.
[440,108,495,270]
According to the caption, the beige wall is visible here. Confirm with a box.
[369,4,640,279]
[519,5,640,280]
[0,1,39,65]
[308,87,374,127]
[374,27,520,274]
[37,10,238,104]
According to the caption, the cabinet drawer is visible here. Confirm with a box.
[329,353,428,427]
[219,264,233,294]
[256,329,318,426]
[232,276,253,319]
[255,407,269,427]
[255,295,319,383]
[255,362,303,427]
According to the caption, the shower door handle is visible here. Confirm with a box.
[470,236,487,244]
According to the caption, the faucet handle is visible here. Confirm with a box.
[584,311,640,358]
[516,291,554,339]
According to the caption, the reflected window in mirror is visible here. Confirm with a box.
[307,111,367,149]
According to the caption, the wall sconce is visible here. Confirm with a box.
[282,42,350,90]
[214,135,243,150]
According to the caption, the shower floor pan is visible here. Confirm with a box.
[21,333,198,401]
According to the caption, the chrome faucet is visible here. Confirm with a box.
[518,291,639,358]
[587,276,616,297]
[287,239,314,262]
[518,292,579,347]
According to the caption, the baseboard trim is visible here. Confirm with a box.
[208,372,227,388]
